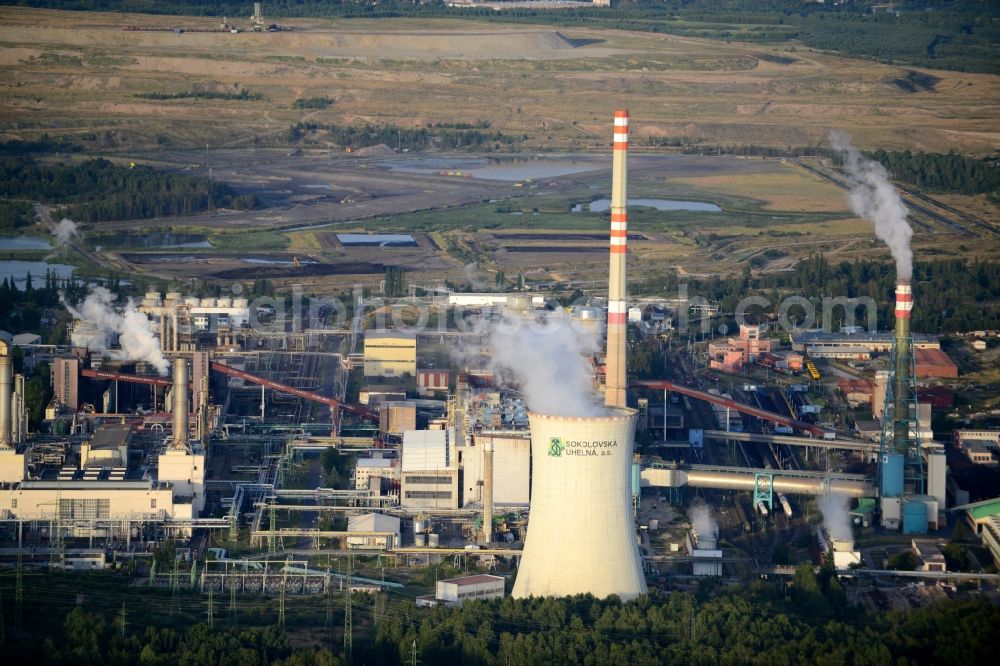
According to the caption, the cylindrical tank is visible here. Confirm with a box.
[902,499,928,535]
[570,305,607,340]
[512,408,646,601]
[414,533,426,547]
[414,519,427,534]
[428,533,440,548]
[881,453,904,497]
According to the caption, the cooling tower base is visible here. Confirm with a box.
[512,408,647,601]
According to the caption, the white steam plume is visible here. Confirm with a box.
[463,311,605,417]
[818,493,853,544]
[52,218,79,246]
[463,262,486,290]
[830,132,913,278]
[689,499,718,547]
[62,286,170,375]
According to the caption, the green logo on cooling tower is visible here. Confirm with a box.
[548,437,564,457]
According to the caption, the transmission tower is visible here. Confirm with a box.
[15,551,23,633]
[120,601,127,637]
[268,496,278,554]
[278,575,286,630]
[343,573,353,660]
[229,583,238,626]
[171,555,180,614]
[325,568,333,627]
[411,639,419,666]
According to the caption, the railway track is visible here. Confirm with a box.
[794,160,979,237]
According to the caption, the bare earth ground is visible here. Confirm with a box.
[0,8,997,291]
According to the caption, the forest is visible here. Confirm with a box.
[6,0,997,74]
[641,255,1000,334]
[0,157,258,223]
[286,122,522,152]
[867,149,1000,197]
[3,568,999,665]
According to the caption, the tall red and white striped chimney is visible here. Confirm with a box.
[605,109,629,408]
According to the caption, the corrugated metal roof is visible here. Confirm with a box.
[969,500,1000,520]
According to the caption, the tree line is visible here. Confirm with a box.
[286,122,521,152]
[0,157,258,223]
[643,254,1000,334]
[866,149,1000,197]
[4,569,999,665]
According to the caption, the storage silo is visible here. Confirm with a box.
[512,407,646,600]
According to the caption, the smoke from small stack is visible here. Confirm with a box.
[830,132,913,279]
[689,499,718,548]
[172,357,189,451]
[62,286,169,375]
[818,493,853,548]
[52,218,79,247]
[605,109,629,408]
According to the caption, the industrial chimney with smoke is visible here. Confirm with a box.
[512,110,646,601]
[158,356,206,513]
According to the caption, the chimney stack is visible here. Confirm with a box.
[172,357,189,451]
[605,109,629,409]
[0,340,12,449]
[482,440,494,544]
[892,278,912,450]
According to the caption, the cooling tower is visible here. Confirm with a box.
[512,408,646,600]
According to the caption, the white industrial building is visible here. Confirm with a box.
[346,513,401,550]
[400,429,458,509]
[462,432,530,506]
[363,330,417,378]
[417,574,506,607]
[445,293,542,309]
[354,456,400,491]
[686,528,722,576]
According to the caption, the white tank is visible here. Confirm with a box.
[414,533,426,547]
[201,298,216,308]
[428,533,440,548]
[414,519,428,534]
[165,292,182,302]
[184,297,200,307]
[217,297,232,308]
[512,407,646,600]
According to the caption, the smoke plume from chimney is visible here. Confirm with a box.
[830,132,913,279]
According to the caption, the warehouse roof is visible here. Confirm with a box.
[968,499,1000,521]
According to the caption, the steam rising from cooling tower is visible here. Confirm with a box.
[512,110,645,602]
[62,286,170,375]
[482,312,605,417]
[830,132,913,278]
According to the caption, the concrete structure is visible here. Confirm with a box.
[400,429,458,509]
[0,337,11,449]
[434,574,505,606]
[912,539,947,572]
[81,424,131,468]
[157,357,205,513]
[955,431,999,465]
[686,529,722,576]
[464,432,531,506]
[364,331,417,378]
[417,369,449,396]
[346,513,400,550]
[914,348,959,379]
[52,357,80,413]
[709,325,773,372]
[138,292,250,352]
[512,408,646,600]
[354,456,399,492]
[380,401,417,436]
[604,109,629,409]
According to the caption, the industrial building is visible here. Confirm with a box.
[400,429,459,509]
[416,369,449,396]
[380,401,417,436]
[417,574,506,607]
[791,331,940,353]
[364,330,417,378]
[346,513,401,550]
[463,432,530,507]
[709,324,772,372]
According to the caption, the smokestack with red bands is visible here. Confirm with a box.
[605,109,629,409]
